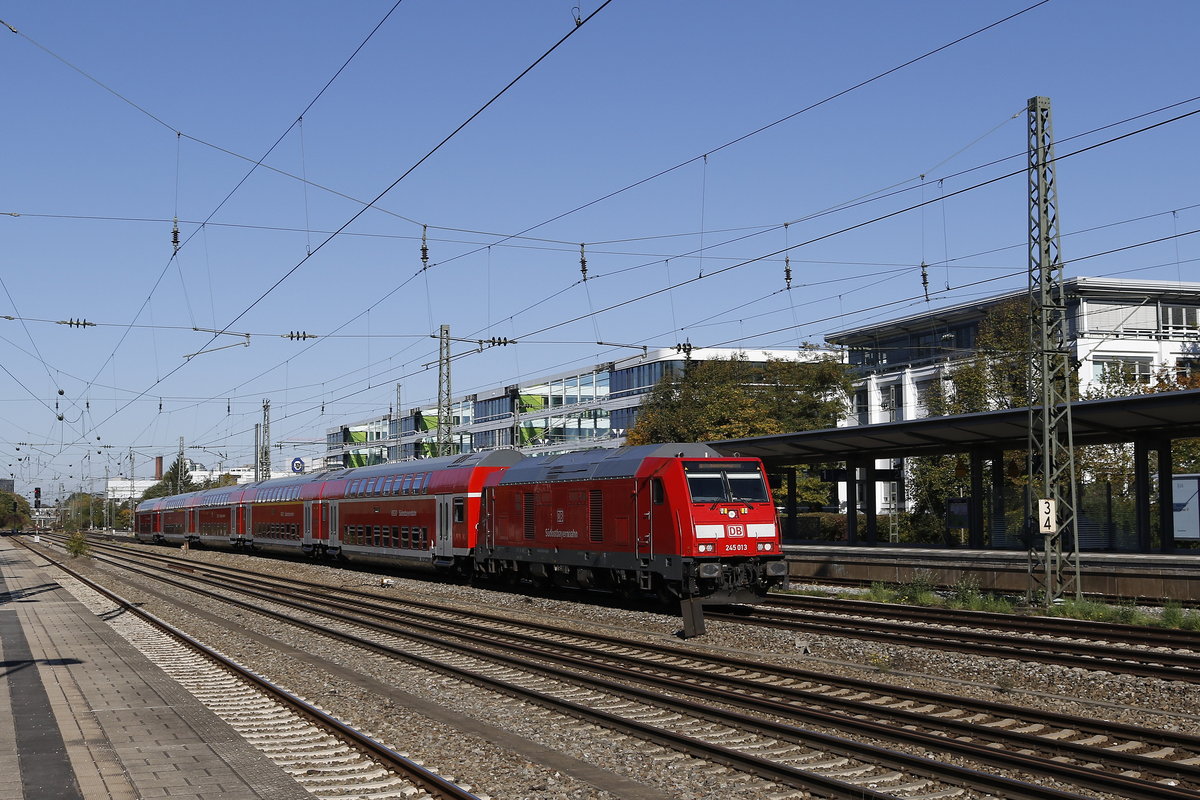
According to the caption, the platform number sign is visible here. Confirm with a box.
[1038,498,1057,535]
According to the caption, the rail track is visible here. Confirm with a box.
[15,537,482,800]
[706,598,1200,683]
[28,534,1200,799]
[765,593,1200,650]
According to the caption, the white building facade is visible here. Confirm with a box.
[826,277,1200,513]
[325,347,819,467]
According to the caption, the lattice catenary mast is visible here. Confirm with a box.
[259,399,272,480]
[436,325,452,457]
[1025,95,1081,605]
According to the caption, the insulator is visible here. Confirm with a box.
[784,254,792,289]
[172,218,180,253]
[920,261,930,301]
[579,243,587,281]
[421,224,429,269]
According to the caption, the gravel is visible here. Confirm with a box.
[62,542,1200,798]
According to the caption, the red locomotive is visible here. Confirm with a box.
[135,443,786,603]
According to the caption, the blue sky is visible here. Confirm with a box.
[2,1,1198,500]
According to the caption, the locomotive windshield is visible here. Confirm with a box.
[682,461,770,503]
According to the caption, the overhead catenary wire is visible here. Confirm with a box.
[63,3,615,458]
[9,7,1196,472]
[170,227,1200,454]
[58,128,1200,460]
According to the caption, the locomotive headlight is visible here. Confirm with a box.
[726,509,737,518]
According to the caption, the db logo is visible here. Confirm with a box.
[727,524,745,537]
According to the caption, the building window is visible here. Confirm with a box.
[854,389,869,425]
[1176,358,1200,379]
[1094,356,1154,383]
[880,384,902,422]
[1163,305,1200,335]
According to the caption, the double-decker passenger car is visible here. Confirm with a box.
[135,444,786,603]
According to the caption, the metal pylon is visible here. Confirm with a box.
[259,399,272,479]
[1025,96,1081,606]
[436,325,452,457]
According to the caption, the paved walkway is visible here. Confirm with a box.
[0,535,310,799]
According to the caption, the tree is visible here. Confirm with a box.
[1078,360,1200,485]
[140,457,197,500]
[1,491,30,531]
[907,298,1034,531]
[626,351,852,510]
[626,350,852,446]
[198,472,239,490]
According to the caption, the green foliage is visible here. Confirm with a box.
[64,531,90,558]
[788,512,857,540]
[906,298,1046,530]
[867,581,895,603]
[140,457,198,500]
[197,472,238,490]
[894,571,937,605]
[948,574,982,606]
[626,350,852,446]
[1052,597,1153,626]
[1,491,31,530]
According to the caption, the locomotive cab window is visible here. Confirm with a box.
[682,461,769,504]
[651,478,664,505]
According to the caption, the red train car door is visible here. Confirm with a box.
[312,502,328,540]
[434,495,454,560]
[634,479,653,560]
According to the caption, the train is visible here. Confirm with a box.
[134,443,788,603]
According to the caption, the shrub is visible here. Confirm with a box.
[949,575,982,608]
[1160,602,1184,628]
[64,531,90,559]
[895,570,937,605]
[867,581,895,603]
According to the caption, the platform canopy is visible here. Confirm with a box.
[709,388,1200,465]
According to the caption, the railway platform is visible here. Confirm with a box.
[0,536,310,800]
[785,544,1200,602]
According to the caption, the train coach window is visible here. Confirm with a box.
[452,497,465,523]
[401,526,410,548]
[401,474,414,494]
[685,473,726,503]
[727,472,769,502]
[682,461,771,504]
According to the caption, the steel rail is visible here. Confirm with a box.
[767,593,1200,650]
[12,537,482,800]
[61,539,1171,800]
